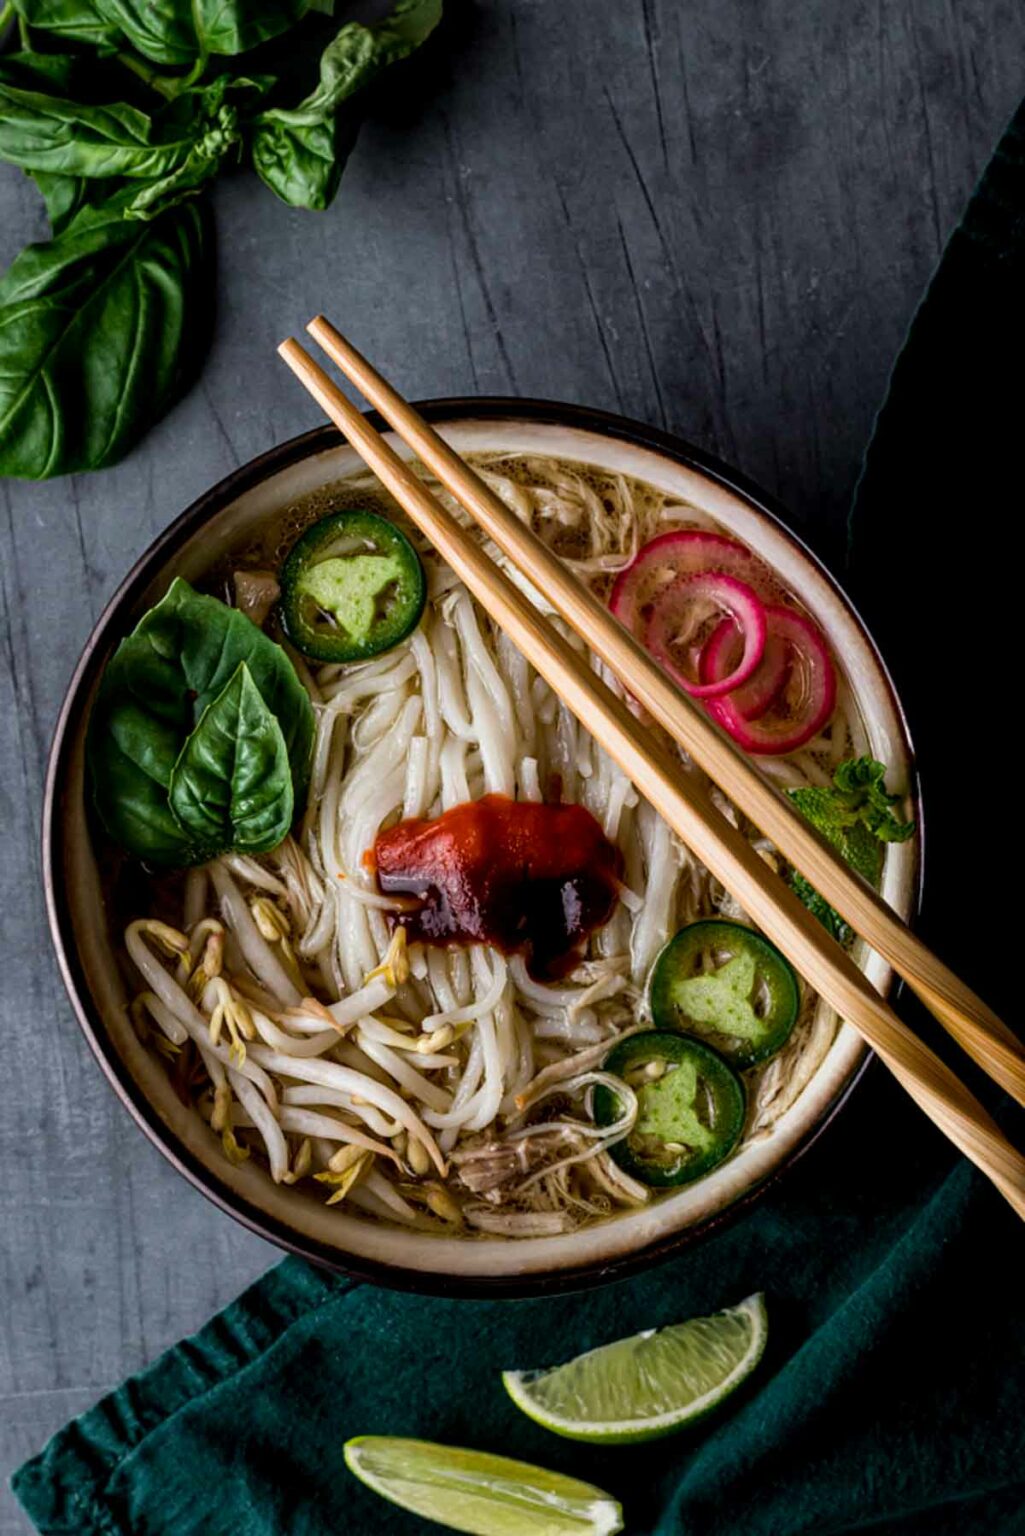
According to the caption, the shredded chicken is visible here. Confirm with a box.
[450,1129,577,1195]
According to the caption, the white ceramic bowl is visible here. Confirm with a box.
[45,402,919,1296]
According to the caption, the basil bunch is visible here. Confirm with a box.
[88,578,315,865]
[0,0,442,479]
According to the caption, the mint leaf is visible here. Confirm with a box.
[788,756,914,941]
[790,872,847,942]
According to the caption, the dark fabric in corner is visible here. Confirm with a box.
[14,103,1025,1536]
[848,100,1025,1033]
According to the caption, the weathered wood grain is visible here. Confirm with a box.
[2,3,1023,1527]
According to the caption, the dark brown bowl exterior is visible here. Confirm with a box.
[42,399,922,1298]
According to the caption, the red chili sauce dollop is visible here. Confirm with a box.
[373,794,624,980]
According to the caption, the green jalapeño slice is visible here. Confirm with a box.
[594,1032,745,1188]
[648,919,800,1068]
[281,509,426,663]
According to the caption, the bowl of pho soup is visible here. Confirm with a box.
[45,401,919,1295]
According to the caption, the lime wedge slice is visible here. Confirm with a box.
[344,1436,624,1536]
[502,1291,767,1444]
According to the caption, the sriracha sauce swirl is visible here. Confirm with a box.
[373,794,624,981]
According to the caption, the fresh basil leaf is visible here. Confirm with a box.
[29,169,92,234]
[0,46,144,111]
[0,51,82,96]
[88,578,314,866]
[0,54,105,233]
[169,662,294,856]
[250,106,356,212]
[11,0,125,50]
[122,75,273,218]
[251,0,441,210]
[0,84,169,180]
[262,25,379,126]
[6,55,128,233]
[0,192,211,478]
[0,66,269,207]
[372,0,445,64]
[89,692,198,863]
[93,0,312,68]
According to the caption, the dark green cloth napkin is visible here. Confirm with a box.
[15,105,1025,1536]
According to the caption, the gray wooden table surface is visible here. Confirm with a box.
[2,3,1023,1528]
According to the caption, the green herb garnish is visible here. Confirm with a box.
[0,0,442,479]
[87,577,314,865]
[788,756,915,942]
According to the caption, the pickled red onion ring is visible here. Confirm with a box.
[645,571,767,698]
[705,606,837,755]
[609,529,766,631]
[700,616,790,720]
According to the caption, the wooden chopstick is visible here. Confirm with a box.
[278,335,1025,1221]
[305,315,1025,1118]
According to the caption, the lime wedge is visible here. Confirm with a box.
[502,1292,767,1444]
[344,1436,623,1536]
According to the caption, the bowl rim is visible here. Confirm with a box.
[42,397,922,1299]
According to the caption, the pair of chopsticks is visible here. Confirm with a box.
[279,319,1025,1219]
